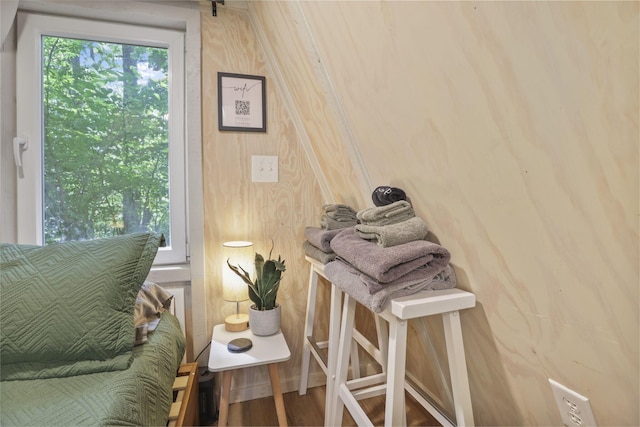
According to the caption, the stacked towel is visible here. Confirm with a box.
[324,227,455,312]
[305,227,342,252]
[321,204,358,230]
[302,227,342,264]
[330,227,450,284]
[324,260,456,313]
[355,216,429,248]
[309,195,455,313]
[324,204,358,220]
[303,240,337,264]
[357,201,415,226]
[361,261,452,294]
[304,204,358,263]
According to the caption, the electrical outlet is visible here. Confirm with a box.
[251,155,278,182]
[549,379,597,426]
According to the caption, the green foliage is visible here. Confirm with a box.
[227,249,286,311]
[42,36,170,244]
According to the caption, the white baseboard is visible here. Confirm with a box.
[227,360,380,403]
[229,371,327,403]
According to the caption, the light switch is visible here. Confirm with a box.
[251,155,278,182]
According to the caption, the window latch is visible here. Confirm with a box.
[212,0,224,16]
[13,136,29,179]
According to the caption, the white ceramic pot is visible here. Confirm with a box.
[248,304,281,336]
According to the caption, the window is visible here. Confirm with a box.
[16,12,186,264]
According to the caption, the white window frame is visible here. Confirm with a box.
[16,12,187,265]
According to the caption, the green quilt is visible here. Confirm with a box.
[1,312,185,426]
[1,233,163,380]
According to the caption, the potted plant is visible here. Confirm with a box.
[227,246,286,336]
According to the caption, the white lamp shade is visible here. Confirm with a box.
[222,241,253,302]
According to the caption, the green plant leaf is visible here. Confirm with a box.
[226,259,253,286]
[255,253,265,288]
[247,281,262,310]
[226,249,285,311]
[263,281,280,309]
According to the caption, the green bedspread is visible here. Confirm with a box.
[1,312,185,426]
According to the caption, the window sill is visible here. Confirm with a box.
[148,264,191,283]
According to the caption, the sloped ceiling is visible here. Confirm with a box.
[247,1,639,425]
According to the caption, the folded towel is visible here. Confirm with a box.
[358,200,414,220]
[321,215,357,230]
[372,186,407,207]
[355,216,429,247]
[323,204,358,222]
[324,204,357,214]
[304,227,342,252]
[357,201,415,226]
[324,259,456,313]
[330,227,450,283]
[361,260,454,294]
[303,240,337,264]
[327,211,358,221]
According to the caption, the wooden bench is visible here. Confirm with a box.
[168,362,199,427]
[329,288,476,426]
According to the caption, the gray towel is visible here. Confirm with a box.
[321,215,357,230]
[361,261,453,294]
[330,227,450,283]
[303,240,336,264]
[324,204,358,222]
[305,226,342,252]
[324,259,456,313]
[355,216,429,247]
[324,203,358,214]
[357,201,415,226]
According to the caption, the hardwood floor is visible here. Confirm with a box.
[209,385,441,426]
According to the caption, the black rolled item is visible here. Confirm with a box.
[372,186,407,206]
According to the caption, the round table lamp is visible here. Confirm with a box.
[222,241,253,332]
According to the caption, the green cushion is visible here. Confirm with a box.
[0,233,162,380]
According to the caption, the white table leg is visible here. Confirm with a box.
[350,340,361,379]
[443,311,474,426]
[328,293,356,427]
[385,317,408,427]
[375,315,389,374]
[300,266,319,395]
[324,284,343,424]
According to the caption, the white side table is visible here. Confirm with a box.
[207,324,291,426]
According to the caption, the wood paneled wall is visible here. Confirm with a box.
[200,5,326,399]
[241,1,637,426]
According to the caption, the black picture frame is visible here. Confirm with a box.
[218,72,266,132]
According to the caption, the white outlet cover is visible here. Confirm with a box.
[549,379,597,426]
[251,155,278,183]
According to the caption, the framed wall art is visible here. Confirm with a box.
[218,72,266,132]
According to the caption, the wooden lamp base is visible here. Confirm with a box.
[225,313,249,332]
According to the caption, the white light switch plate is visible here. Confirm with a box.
[251,155,278,182]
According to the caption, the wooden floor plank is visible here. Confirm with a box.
[210,386,441,426]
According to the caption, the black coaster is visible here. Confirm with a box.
[227,338,252,353]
